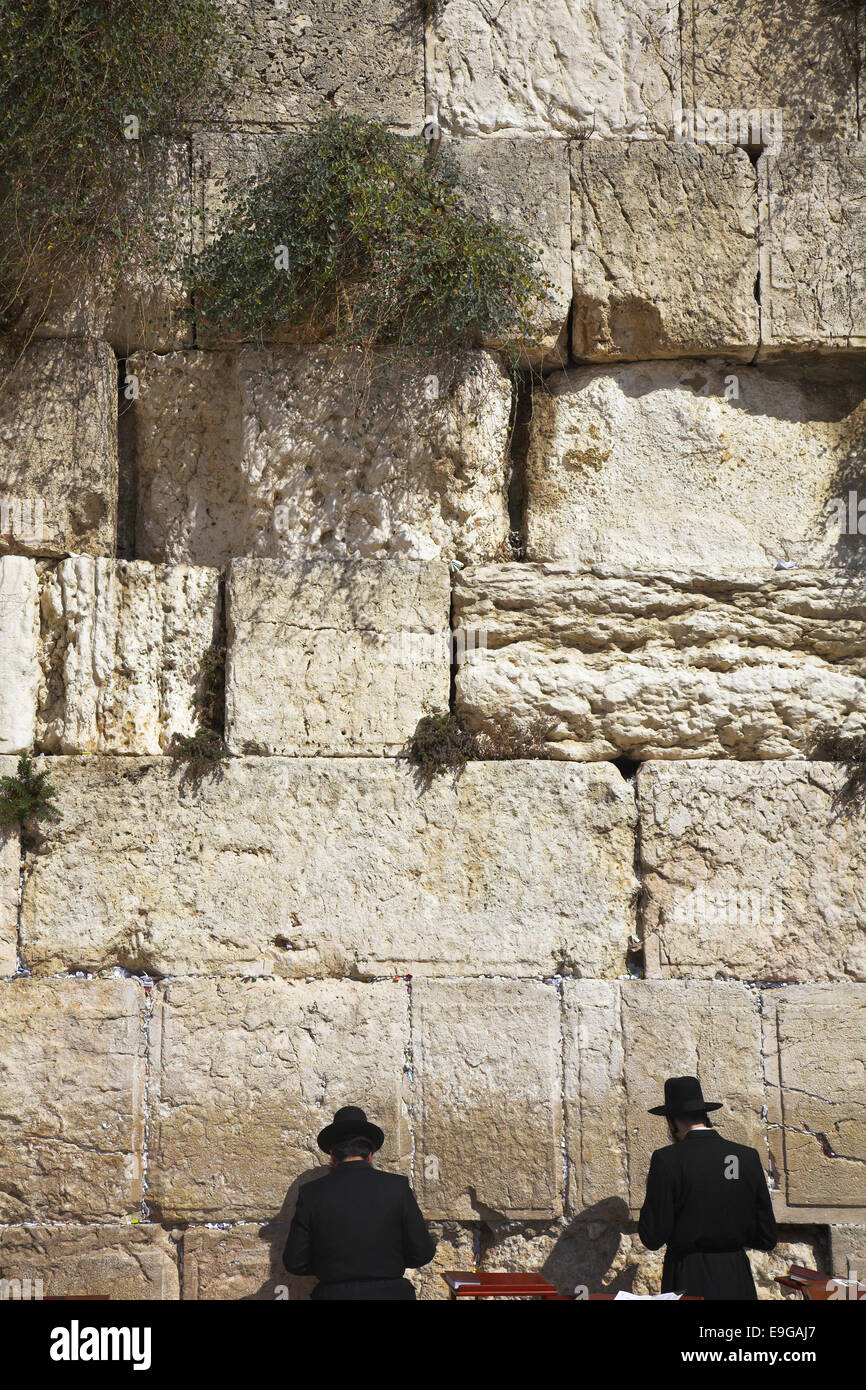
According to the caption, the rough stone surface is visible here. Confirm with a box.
[412,979,562,1221]
[0,340,118,558]
[20,758,637,980]
[480,1218,822,1299]
[428,0,679,138]
[0,1225,178,1300]
[225,558,450,755]
[619,981,767,1212]
[11,142,193,354]
[36,558,221,755]
[682,0,860,143]
[444,136,571,364]
[213,1,424,130]
[0,977,145,1222]
[571,141,759,360]
[562,981,767,1214]
[829,1225,866,1282]
[407,1222,477,1301]
[454,564,866,761]
[0,557,39,752]
[131,347,511,566]
[147,976,409,1222]
[763,984,866,1209]
[760,145,866,353]
[524,359,866,571]
[181,1223,312,1301]
[639,763,866,983]
[0,784,17,975]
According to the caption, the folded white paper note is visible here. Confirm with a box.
[613,1291,682,1300]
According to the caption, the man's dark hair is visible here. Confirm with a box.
[672,1110,713,1129]
[330,1135,375,1163]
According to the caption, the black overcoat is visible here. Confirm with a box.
[638,1129,778,1299]
[283,1161,437,1300]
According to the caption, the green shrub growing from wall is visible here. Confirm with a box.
[0,0,237,337]
[192,116,549,357]
[0,754,60,830]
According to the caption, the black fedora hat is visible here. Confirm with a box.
[316,1105,385,1154]
[648,1076,723,1118]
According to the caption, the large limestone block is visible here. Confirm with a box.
[0,977,145,1221]
[681,0,860,143]
[443,137,570,365]
[36,557,221,755]
[562,981,767,1215]
[20,758,637,980]
[12,142,193,355]
[524,359,866,570]
[621,981,766,1211]
[213,1,424,130]
[639,763,866,982]
[763,985,866,1209]
[428,0,679,138]
[760,145,866,353]
[182,1224,309,1301]
[131,347,511,566]
[0,1225,178,1300]
[562,981,627,1215]
[454,565,866,762]
[412,979,562,1221]
[226,558,450,755]
[480,1218,821,1299]
[0,340,118,558]
[0,557,39,752]
[408,1223,477,1301]
[571,142,759,361]
[829,1226,866,1282]
[0,819,18,976]
[148,976,409,1222]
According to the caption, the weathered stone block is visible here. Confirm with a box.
[454,564,866,762]
[562,981,767,1215]
[571,141,759,360]
[480,1218,821,1299]
[0,1224,178,1300]
[148,976,409,1222]
[0,340,118,558]
[0,977,145,1221]
[36,557,220,755]
[0,794,18,976]
[443,136,570,365]
[11,142,193,354]
[428,0,679,138]
[829,1225,866,1282]
[212,1,424,130]
[524,359,866,571]
[0,557,38,753]
[226,558,449,756]
[181,1224,308,1301]
[639,763,866,982]
[763,984,866,1209]
[131,347,511,566]
[412,978,562,1221]
[20,758,637,980]
[682,0,860,143]
[407,1223,477,1301]
[621,982,767,1212]
[760,144,866,353]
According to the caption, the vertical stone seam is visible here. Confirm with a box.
[405,977,416,1188]
[557,975,568,1214]
[139,979,154,1222]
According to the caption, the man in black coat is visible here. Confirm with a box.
[638,1076,778,1300]
[283,1105,437,1301]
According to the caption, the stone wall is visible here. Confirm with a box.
[0,0,864,1301]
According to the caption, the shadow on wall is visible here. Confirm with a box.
[244,1166,327,1302]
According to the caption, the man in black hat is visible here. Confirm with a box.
[638,1076,777,1300]
[283,1105,436,1300]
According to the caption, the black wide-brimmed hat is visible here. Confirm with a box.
[648,1076,723,1118]
[316,1105,385,1154]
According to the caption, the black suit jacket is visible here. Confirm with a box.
[283,1163,437,1286]
[639,1129,778,1258]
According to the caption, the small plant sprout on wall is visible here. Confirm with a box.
[191,115,549,359]
[0,754,60,832]
[403,711,554,788]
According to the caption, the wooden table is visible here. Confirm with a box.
[443,1271,561,1299]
